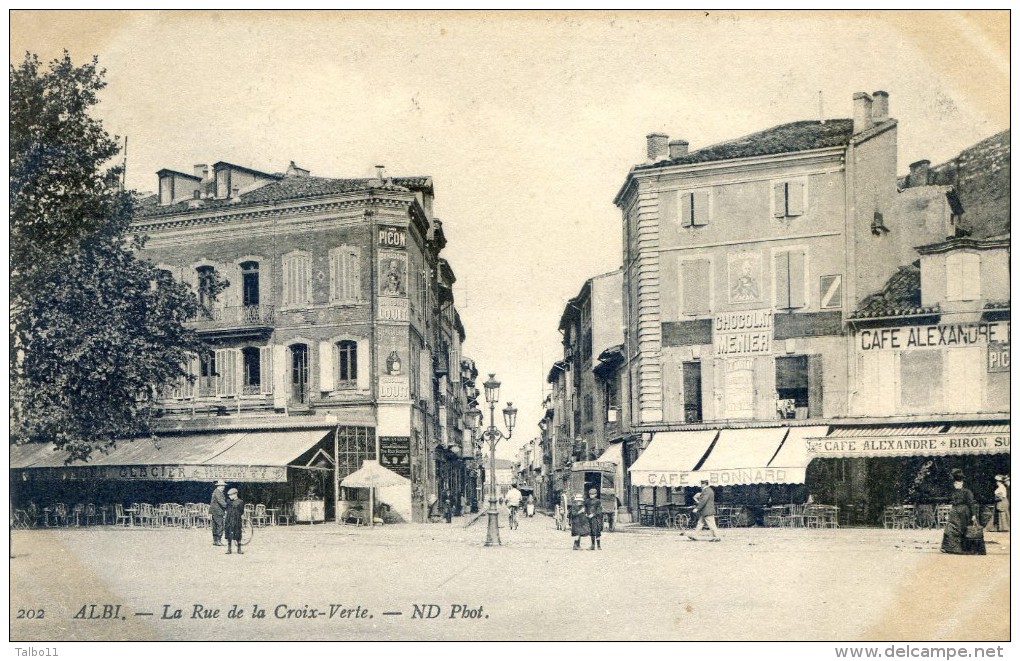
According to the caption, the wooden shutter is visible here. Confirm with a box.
[356,338,370,391]
[680,192,693,227]
[692,191,711,226]
[302,254,312,304]
[347,247,361,300]
[807,354,824,418]
[946,254,963,300]
[788,250,806,308]
[775,252,791,308]
[214,349,227,395]
[961,253,980,300]
[272,345,288,407]
[773,183,787,218]
[259,346,273,395]
[282,255,293,305]
[682,259,710,315]
[660,190,677,225]
[329,249,340,302]
[787,181,805,216]
[319,341,335,392]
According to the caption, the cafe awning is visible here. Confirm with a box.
[595,442,623,465]
[10,429,333,483]
[628,430,718,488]
[805,422,1010,459]
[688,427,797,486]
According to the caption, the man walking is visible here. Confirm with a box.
[210,480,227,546]
[688,479,721,542]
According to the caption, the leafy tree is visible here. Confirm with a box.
[10,52,204,462]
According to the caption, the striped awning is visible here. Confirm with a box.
[10,429,332,482]
[628,430,718,487]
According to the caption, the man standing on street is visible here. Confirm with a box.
[688,479,721,542]
[210,480,227,546]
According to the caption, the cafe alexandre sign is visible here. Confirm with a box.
[856,321,1009,351]
[807,433,1010,458]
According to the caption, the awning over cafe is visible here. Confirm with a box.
[628,430,718,488]
[688,427,799,486]
[805,422,1010,459]
[10,429,333,483]
[595,442,623,465]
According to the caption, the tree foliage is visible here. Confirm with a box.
[10,52,204,461]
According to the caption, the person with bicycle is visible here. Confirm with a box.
[224,488,245,555]
[505,484,522,530]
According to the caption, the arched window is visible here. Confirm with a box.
[337,340,358,389]
[241,261,260,307]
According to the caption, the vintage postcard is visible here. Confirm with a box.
[8,9,1011,656]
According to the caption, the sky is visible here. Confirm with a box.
[9,10,1010,459]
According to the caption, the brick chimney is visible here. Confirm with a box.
[852,92,873,134]
[908,159,930,188]
[870,90,889,123]
[668,139,689,159]
[646,133,669,162]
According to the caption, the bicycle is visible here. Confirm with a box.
[240,515,253,546]
[507,506,519,530]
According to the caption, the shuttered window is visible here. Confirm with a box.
[899,351,942,410]
[329,245,361,302]
[773,180,806,218]
[680,258,712,315]
[679,190,711,227]
[774,250,807,309]
[946,252,980,301]
[282,251,311,306]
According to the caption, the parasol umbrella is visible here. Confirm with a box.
[339,460,409,526]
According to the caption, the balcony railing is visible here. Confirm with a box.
[191,305,276,331]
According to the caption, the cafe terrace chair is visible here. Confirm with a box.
[114,504,132,526]
[252,504,270,528]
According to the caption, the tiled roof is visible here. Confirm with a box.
[635,119,854,170]
[134,175,431,219]
[898,129,1010,239]
[850,262,940,319]
[984,300,1010,310]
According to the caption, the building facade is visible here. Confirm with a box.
[126,161,473,523]
[613,93,1009,523]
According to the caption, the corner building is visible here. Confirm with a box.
[614,92,969,522]
[122,162,471,523]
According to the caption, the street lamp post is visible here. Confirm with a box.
[467,373,516,547]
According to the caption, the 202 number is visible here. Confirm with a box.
[17,609,45,619]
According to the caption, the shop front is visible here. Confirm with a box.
[10,428,342,524]
[628,426,827,527]
[805,421,1010,527]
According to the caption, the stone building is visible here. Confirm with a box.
[125,161,472,523]
[612,92,998,523]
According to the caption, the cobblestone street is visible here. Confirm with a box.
[10,512,1010,642]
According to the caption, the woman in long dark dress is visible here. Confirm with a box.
[941,470,985,555]
[570,494,590,550]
